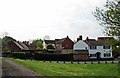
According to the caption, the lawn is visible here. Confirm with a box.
[8,58,119,77]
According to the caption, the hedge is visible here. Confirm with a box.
[34,53,74,61]
[12,52,26,59]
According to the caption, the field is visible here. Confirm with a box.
[8,58,119,77]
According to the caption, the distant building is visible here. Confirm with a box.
[74,35,113,59]
[8,40,29,52]
[43,36,74,53]
[8,40,37,52]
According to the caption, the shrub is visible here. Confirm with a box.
[47,45,55,49]
[12,52,26,59]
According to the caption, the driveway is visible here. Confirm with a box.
[2,58,45,78]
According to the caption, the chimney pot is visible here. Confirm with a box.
[79,35,82,40]
[77,35,82,41]
[86,37,89,40]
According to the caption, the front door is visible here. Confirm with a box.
[96,52,101,59]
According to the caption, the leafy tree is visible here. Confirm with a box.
[47,44,55,49]
[2,36,16,52]
[94,0,120,54]
[32,39,43,49]
[47,44,55,53]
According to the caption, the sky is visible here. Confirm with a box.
[0,0,107,41]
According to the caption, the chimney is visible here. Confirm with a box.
[67,36,69,38]
[86,37,89,40]
[77,35,82,41]
[77,38,79,42]
[79,35,82,40]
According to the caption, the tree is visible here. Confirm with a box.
[94,0,120,37]
[2,36,16,52]
[47,44,55,50]
[94,0,120,54]
[47,44,55,53]
[32,39,43,49]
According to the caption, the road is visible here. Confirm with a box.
[2,58,45,78]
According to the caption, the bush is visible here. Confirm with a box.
[12,52,26,59]
[34,53,74,61]
[47,45,55,49]
[2,52,11,57]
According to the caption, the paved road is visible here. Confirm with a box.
[2,58,45,78]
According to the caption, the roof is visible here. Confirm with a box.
[44,36,70,44]
[97,37,114,45]
[85,40,103,46]
[13,41,24,50]
[18,42,29,50]
[13,41,29,50]
[84,37,113,46]
[55,38,66,43]
[44,40,55,44]
[98,37,114,40]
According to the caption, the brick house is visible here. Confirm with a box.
[43,36,74,53]
[23,41,37,50]
[8,40,29,52]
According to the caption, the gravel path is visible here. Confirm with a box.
[2,58,45,78]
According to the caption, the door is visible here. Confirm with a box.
[96,52,101,59]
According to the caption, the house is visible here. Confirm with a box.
[43,40,55,50]
[43,36,74,53]
[23,41,37,50]
[8,40,29,52]
[74,35,113,59]
[73,35,89,60]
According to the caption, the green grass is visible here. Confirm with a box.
[8,58,119,77]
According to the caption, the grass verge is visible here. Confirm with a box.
[8,58,119,77]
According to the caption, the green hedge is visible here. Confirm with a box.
[12,52,26,59]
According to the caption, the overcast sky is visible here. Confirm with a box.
[0,0,107,41]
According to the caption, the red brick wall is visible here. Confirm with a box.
[73,54,89,60]
[62,38,74,49]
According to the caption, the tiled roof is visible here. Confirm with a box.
[44,40,55,44]
[13,41,24,50]
[85,40,103,46]
[55,38,66,43]
[18,42,29,50]
[13,41,29,50]
[84,37,113,46]
[44,37,69,44]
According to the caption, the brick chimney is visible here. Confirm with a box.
[79,35,82,40]
[86,37,89,41]
[77,35,82,41]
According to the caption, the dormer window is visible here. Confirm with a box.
[103,45,110,49]
[90,46,97,49]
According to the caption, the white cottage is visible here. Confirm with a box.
[74,36,113,59]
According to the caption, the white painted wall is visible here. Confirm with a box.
[89,46,112,58]
[43,40,47,49]
[74,40,88,50]
[74,40,112,58]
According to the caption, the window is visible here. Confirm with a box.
[104,53,111,57]
[90,54,96,57]
[103,45,110,49]
[90,46,97,49]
